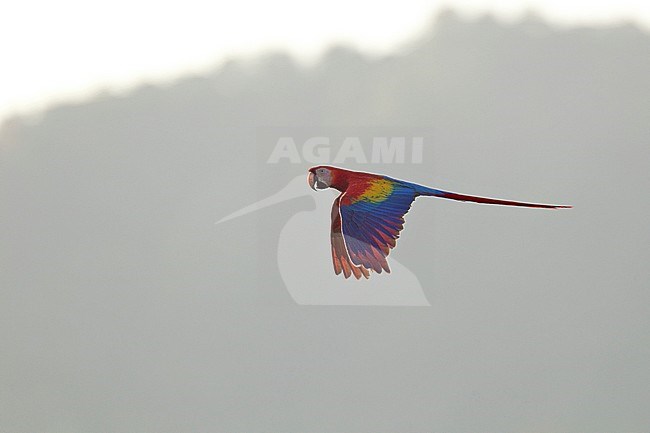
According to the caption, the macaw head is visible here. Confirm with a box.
[308,166,334,191]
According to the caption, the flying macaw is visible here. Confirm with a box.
[308,166,571,279]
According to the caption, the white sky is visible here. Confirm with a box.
[2,0,649,124]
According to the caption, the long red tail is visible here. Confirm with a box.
[417,186,571,209]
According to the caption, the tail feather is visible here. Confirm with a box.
[413,185,571,209]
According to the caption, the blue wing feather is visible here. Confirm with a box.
[339,182,418,273]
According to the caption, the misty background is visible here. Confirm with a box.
[1,10,650,432]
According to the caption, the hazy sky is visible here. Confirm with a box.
[2,0,649,123]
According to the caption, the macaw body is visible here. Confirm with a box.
[308,166,570,279]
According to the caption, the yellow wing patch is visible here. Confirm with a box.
[356,179,394,203]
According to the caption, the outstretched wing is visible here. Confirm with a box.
[335,179,418,277]
[331,195,370,279]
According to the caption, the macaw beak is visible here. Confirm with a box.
[308,171,317,191]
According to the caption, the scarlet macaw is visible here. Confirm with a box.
[308,166,571,279]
